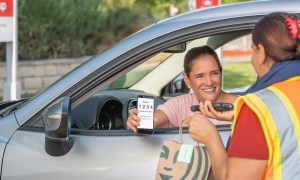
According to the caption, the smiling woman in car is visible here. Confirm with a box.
[126,45,237,132]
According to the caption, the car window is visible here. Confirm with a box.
[104,53,173,89]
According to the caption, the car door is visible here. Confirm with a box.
[2,126,231,179]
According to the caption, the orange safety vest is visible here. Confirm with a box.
[232,76,300,180]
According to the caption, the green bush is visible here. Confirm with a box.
[0,0,150,61]
[19,0,149,60]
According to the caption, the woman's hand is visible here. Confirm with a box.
[199,100,234,121]
[183,115,218,145]
[126,108,140,132]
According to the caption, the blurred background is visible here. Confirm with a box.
[0,0,253,100]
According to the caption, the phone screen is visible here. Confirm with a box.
[137,95,154,134]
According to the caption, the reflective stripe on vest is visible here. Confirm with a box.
[255,88,300,179]
[232,77,300,180]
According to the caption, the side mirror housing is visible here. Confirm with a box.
[42,97,74,156]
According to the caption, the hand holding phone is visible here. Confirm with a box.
[137,95,154,134]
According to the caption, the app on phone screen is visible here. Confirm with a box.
[137,97,154,129]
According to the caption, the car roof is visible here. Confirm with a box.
[158,0,300,26]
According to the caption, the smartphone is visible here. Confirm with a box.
[137,95,154,134]
[212,102,233,111]
[191,102,233,112]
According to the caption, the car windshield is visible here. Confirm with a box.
[104,52,173,89]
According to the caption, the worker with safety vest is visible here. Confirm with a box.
[233,76,300,179]
[184,12,300,179]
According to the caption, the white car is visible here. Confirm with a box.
[0,0,299,179]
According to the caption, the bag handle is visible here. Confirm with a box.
[179,120,200,146]
[178,120,184,143]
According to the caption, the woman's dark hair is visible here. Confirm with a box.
[252,12,300,61]
[184,45,222,77]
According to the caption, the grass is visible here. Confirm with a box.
[223,63,257,90]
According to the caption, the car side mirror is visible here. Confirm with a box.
[42,97,74,156]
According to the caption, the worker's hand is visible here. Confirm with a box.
[183,115,217,144]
